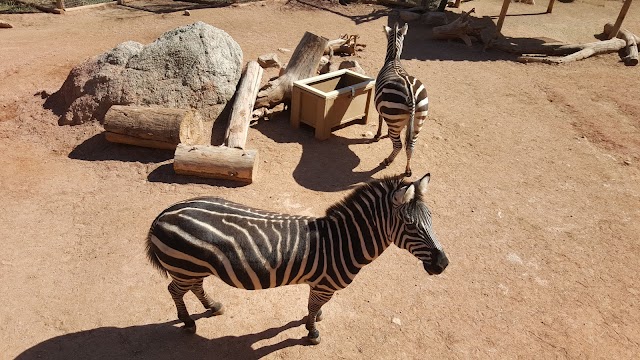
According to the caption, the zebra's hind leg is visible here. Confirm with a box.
[373,115,384,142]
[191,280,225,316]
[383,129,402,167]
[305,288,334,345]
[168,280,197,334]
[404,141,414,177]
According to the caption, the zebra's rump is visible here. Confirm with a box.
[147,197,318,290]
[375,73,429,122]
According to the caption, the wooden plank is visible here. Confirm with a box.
[607,0,634,40]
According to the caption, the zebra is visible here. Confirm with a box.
[374,22,429,178]
[146,173,448,345]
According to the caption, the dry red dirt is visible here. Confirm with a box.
[1,1,639,358]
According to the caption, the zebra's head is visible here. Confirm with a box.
[383,22,408,61]
[390,173,448,275]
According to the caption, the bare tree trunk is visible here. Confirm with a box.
[255,32,328,109]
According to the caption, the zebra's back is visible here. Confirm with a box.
[147,197,319,290]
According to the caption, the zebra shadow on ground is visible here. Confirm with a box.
[15,314,308,360]
[253,111,386,192]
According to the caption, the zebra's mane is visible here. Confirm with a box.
[325,175,409,217]
[324,175,431,226]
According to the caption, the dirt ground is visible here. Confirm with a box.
[1,0,639,358]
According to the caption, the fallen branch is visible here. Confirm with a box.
[432,8,480,47]
[604,22,638,66]
[518,38,626,64]
[324,34,366,57]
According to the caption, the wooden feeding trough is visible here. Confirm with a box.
[291,69,375,140]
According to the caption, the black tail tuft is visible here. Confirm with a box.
[146,231,168,278]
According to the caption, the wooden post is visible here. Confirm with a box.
[607,0,634,40]
[546,0,556,13]
[496,0,511,34]
[224,61,263,149]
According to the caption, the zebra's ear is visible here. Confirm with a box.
[416,173,431,196]
[394,184,416,205]
[384,25,392,35]
[400,23,409,36]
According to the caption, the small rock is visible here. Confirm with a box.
[278,48,291,53]
[362,131,373,138]
[258,53,282,69]
[623,160,631,166]
[183,10,190,16]
[0,21,14,29]
[392,317,402,326]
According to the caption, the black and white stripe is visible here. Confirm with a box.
[374,22,429,177]
[146,174,448,344]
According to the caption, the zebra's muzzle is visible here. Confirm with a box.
[423,251,448,275]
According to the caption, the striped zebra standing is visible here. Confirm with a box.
[374,22,429,177]
[146,173,448,344]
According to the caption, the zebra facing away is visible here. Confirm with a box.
[374,22,429,177]
[146,173,448,345]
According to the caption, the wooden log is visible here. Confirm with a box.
[225,61,263,149]
[173,144,258,184]
[604,22,639,66]
[104,105,206,149]
[518,38,626,64]
[255,32,328,109]
[0,21,13,29]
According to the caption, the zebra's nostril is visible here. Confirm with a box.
[438,254,449,271]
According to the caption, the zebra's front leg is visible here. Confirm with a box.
[168,280,196,334]
[191,280,225,316]
[305,288,334,345]
[373,115,384,142]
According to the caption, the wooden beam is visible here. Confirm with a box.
[225,61,263,150]
[607,0,634,40]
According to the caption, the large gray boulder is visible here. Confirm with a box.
[53,22,243,126]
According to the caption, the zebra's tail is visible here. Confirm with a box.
[145,230,168,278]
[404,77,416,150]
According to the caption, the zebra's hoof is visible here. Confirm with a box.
[383,158,391,166]
[182,323,196,334]
[404,170,412,177]
[307,330,321,345]
[210,303,225,316]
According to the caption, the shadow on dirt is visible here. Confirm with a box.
[253,111,387,192]
[69,133,174,163]
[147,163,250,188]
[15,315,308,360]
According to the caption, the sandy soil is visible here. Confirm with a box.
[1,1,639,358]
